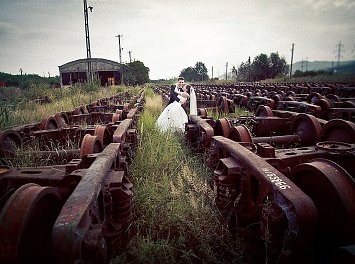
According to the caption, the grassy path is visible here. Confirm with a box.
[112,91,245,264]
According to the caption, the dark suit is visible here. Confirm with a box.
[167,84,180,105]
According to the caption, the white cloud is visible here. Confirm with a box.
[306,0,355,9]
[0,0,354,79]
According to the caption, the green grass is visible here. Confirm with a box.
[208,106,252,120]
[0,83,143,167]
[3,137,81,167]
[112,92,246,264]
[0,84,141,130]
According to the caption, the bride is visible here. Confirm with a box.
[156,80,197,132]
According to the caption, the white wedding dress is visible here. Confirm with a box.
[156,87,197,132]
[156,94,188,132]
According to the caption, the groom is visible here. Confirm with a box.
[167,77,185,105]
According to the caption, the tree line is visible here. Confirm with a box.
[179,52,289,82]
[0,72,60,89]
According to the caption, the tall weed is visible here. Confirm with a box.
[114,91,245,263]
[0,84,136,130]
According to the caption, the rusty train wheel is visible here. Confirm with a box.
[218,97,229,114]
[255,105,273,117]
[0,183,63,263]
[291,114,322,146]
[73,105,89,115]
[320,119,355,143]
[271,94,283,105]
[344,100,355,108]
[80,134,103,158]
[94,125,111,146]
[82,105,89,114]
[197,108,208,117]
[326,94,341,103]
[316,98,333,120]
[230,125,253,143]
[316,141,353,154]
[54,112,69,128]
[307,92,323,104]
[73,107,81,115]
[215,118,232,137]
[39,116,58,130]
[0,129,22,159]
[112,110,122,123]
[285,91,296,98]
[291,159,355,256]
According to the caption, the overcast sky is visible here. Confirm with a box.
[0,0,354,79]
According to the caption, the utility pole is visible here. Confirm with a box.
[334,41,345,67]
[225,62,228,81]
[115,34,123,84]
[211,66,214,79]
[128,51,132,63]
[248,56,251,82]
[290,43,295,77]
[305,57,308,72]
[19,68,24,85]
[83,0,93,83]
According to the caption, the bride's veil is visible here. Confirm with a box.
[189,87,197,115]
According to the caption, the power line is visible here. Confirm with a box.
[334,41,345,67]
[89,0,114,26]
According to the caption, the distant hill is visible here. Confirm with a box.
[292,60,355,73]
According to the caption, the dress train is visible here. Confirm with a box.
[156,101,188,132]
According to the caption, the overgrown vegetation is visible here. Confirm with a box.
[0,72,60,88]
[122,61,150,85]
[113,92,245,263]
[5,137,81,168]
[0,83,134,130]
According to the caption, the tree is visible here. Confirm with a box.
[252,53,270,81]
[268,52,288,78]
[180,62,209,82]
[194,62,209,81]
[237,52,289,81]
[180,67,198,81]
[231,66,238,80]
[236,62,250,81]
[123,60,150,85]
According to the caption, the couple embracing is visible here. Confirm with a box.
[156,77,197,132]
